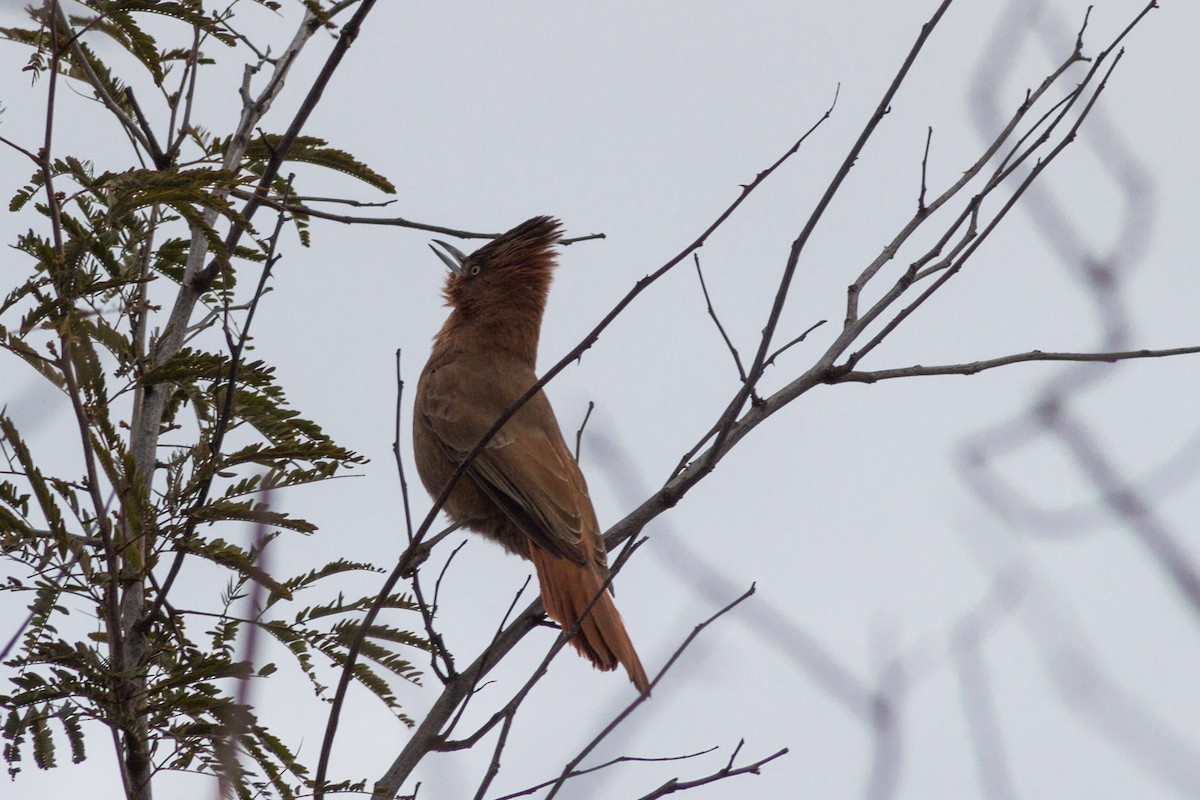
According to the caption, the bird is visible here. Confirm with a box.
[412,216,650,695]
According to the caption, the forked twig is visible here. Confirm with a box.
[542,584,758,799]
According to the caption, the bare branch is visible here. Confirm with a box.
[635,745,789,800]
[165,23,203,163]
[843,43,1133,368]
[393,349,416,543]
[233,189,611,245]
[0,133,39,162]
[230,189,503,238]
[844,26,1089,329]
[573,400,595,461]
[390,349,458,683]
[763,319,827,369]
[435,539,648,757]
[122,87,169,168]
[835,345,1200,383]
[470,712,514,800]
[701,0,953,474]
[560,232,606,246]
[693,254,749,385]
[48,2,157,158]
[493,748,719,800]
[917,126,933,213]
[542,584,757,799]
[289,194,397,207]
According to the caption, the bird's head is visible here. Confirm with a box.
[430,217,564,318]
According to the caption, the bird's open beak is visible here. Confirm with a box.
[429,240,469,275]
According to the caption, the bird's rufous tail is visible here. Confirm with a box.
[527,545,650,695]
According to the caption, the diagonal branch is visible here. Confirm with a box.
[229,189,503,238]
[693,254,749,387]
[833,345,1200,384]
[842,38,1137,369]
[48,2,157,159]
[542,585,757,800]
[699,0,956,477]
[492,748,720,800]
[635,745,789,800]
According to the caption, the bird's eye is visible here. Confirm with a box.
[469,265,481,276]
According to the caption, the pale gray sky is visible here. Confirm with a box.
[3,2,1199,798]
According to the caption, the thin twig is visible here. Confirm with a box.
[418,539,467,680]
[493,748,720,800]
[918,126,933,213]
[122,87,168,168]
[470,712,513,800]
[834,345,1200,383]
[49,2,157,158]
[694,254,749,386]
[234,188,609,244]
[542,584,758,799]
[393,349,415,543]
[574,400,595,462]
[560,232,606,246]
[230,189,500,238]
[0,134,39,162]
[435,540,648,756]
[636,746,789,800]
[439,575,533,744]
[763,319,827,370]
[431,542,468,617]
[702,1,956,474]
[845,46,1133,367]
[290,194,397,207]
[393,349,458,682]
[165,24,203,163]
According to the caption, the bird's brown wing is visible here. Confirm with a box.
[417,373,595,566]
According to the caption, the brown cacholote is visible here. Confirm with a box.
[413,217,649,695]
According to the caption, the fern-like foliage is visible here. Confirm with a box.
[0,3,412,798]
